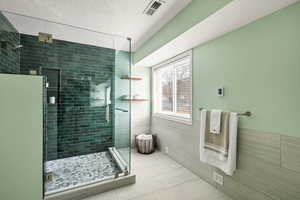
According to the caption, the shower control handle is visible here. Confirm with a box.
[115,108,128,112]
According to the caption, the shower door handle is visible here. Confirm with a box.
[115,108,128,112]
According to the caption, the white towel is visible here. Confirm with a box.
[200,110,238,176]
[210,109,222,134]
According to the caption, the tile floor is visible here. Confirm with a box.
[82,151,232,200]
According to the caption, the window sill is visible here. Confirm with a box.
[153,113,192,125]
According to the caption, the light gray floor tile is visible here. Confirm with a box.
[81,190,118,200]
[156,179,230,200]
[125,192,159,200]
[83,151,231,200]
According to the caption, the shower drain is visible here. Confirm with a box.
[44,172,54,183]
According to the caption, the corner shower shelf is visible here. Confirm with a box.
[121,76,142,81]
[122,98,149,102]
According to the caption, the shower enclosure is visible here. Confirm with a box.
[0,10,132,196]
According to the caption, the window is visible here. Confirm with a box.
[152,51,192,124]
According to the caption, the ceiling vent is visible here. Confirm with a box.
[143,0,165,16]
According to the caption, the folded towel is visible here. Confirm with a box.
[136,134,152,140]
[200,110,238,176]
[204,111,229,160]
[210,109,222,134]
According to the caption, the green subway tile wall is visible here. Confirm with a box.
[20,34,115,160]
[0,12,20,74]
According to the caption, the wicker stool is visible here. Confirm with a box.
[135,134,155,154]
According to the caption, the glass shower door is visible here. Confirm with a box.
[1,10,132,195]
[113,49,132,175]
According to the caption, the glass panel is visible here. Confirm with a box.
[0,10,131,194]
[175,64,191,117]
[114,50,131,170]
[161,66,173,112]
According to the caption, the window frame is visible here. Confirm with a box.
[152,50,193,125]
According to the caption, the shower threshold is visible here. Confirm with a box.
[45,149,130,195]
[45,174,136,200]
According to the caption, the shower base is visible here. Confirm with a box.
[45,174,136,200]
[45,151,121,193]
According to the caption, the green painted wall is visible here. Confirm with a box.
[0,74,43,200]
[192,2,300,137]
[133,0,232,63]
[136,1,300,137]
[131,66,151,137]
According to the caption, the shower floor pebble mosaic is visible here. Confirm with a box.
[45,151,121,193]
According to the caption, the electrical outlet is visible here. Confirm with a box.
[165,147,169,154]
[213,172,223,186]
[217,87,224,96]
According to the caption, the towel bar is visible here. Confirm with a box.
[198,108,251,117]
